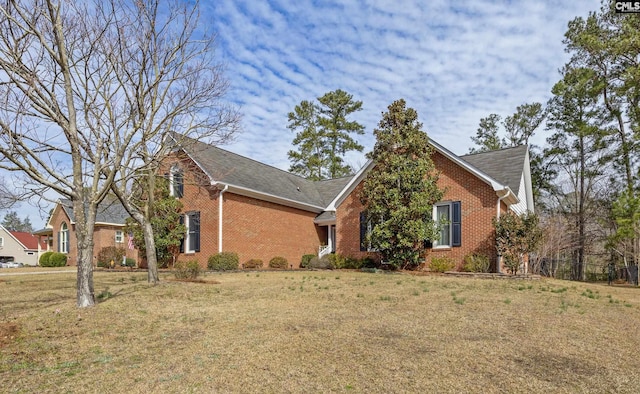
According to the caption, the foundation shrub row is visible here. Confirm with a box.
[201,251,492,273]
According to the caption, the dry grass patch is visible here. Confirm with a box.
[1,270,639,393]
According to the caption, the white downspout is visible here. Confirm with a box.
[496,191,510,274]
[218,185,228,253]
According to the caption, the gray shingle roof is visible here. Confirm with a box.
[460,145,527,195]
[176,135,528,214]
[59,198,130,225]
[180,136,355,208]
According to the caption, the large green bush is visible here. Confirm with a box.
[207,252,239,271]
[269,256,288,269]
[39,251,54,266]
[46,252,68,267]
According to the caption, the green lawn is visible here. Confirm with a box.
[1,270,639,393]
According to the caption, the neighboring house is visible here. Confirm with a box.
[0,224,47,266]
[33,198,138,266]
[165,136,534,272]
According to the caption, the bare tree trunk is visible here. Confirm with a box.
[72,197,96,307]
[142,220,159,284]
[76,235,95,307]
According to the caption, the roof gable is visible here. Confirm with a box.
[57,198,130,225]
[460,145,528,196]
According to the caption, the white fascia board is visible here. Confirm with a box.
[223,184,325,213]
[497,186,519,206]
[313,215,336,225]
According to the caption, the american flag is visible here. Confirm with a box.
[128,233,134,250]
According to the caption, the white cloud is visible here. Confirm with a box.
[207,0,602,172]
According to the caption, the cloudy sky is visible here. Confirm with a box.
[5,0,605,228]
[204,0,603,171]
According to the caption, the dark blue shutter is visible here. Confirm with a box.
[179,215,185,253]
[452,201,461,247]
[191,212,200,252]
[57,231,61,252]
[359,211,367,251]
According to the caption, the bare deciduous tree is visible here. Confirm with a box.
[85,0,239,284]
[0,0,238,305]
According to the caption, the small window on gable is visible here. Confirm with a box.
[0,237,3,247]
[115,231,124,243]
[169,165,184,198]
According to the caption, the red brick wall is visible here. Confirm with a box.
[49,204,76,266]
[221,193,322,268]
[335,182,375,262]
[48,204,138,267]
[170,155,324,269]
[336,151,506,271]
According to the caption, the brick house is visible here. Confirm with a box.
[166,136,533,272]
[33,198,139,266]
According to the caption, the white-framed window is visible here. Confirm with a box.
[115,230,124,243]
[59,222,69,253]
[0,237,3,247]
[169,165,184,198]
[433,203,452,248]
[431,201,461,248]
[182,211,200,253]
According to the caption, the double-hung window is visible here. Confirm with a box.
[431,201,461,248]
[115,230,124,244]
[169,165,184,198]
[182,211,200,253]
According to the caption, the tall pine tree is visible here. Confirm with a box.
[360,99,443,269]
[546,66,609,281]
[287,89,364,180]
